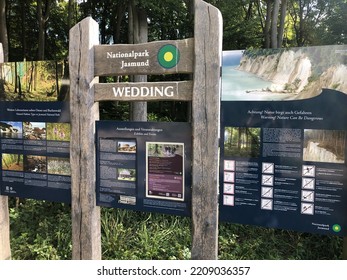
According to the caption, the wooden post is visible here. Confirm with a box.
[69,17,101,260]
[0,43,11,261]
[191,0,223,259]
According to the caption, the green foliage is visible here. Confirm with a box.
[101,209,192,260]
[9,199,72,260]
[9,199,343,260]
[3,0,347,63]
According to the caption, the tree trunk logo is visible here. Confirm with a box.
[158,44,180,69]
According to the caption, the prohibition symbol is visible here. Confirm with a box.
[158,44,180,69]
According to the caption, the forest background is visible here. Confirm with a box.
[0,0,346,259]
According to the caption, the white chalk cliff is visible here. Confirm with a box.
[303,141,344,163]
[237,49,347,99]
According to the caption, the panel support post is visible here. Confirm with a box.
[69,17,101,260]
[191,0,223,259]
[0,43,11,261]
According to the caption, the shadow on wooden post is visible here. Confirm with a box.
[69,17,101,260]
[191,0,223,260]
[0,43,11,260]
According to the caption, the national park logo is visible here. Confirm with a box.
[332,224,341,233]
[157,44,180,69]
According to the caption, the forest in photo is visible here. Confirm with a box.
[303,129,346,163]
[0,61,66,102]
[224,127,261,158]
[1,153,23,171]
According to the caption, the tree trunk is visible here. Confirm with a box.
[37,0,52,60]
[271,0,281,48]
[264,0,272,48]
[112,4,126,44]
[0,0,9,61]
[21,0,27,59]
[129,0,147,121]
[67,0,75,31]
[277,0,287,47]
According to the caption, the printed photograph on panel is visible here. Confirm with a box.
[47,157,71,176]
[24,155,47,173]
[222,45,347,101]
[46,123,70,141]
[303,129,346,163]
[0,61,68,102]
[117,140,136,153]
[117,168,136,182]
[224,127,261,158]
[2,153,23,171]
[23,122,46,140]
[0,121,23,139]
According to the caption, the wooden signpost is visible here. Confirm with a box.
[0,43,12,260]
[69,0,222,260]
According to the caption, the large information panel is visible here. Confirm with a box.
[0,61,71,203]
[220,45,347,236]
[96,121,192,216]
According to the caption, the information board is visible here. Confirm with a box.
[220,45,347,236]
[0,61,71,203]
[96,121,192,216]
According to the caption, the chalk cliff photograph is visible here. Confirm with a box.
[222,45,347,101]
[303,129,346,164]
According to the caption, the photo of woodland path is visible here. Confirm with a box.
[303,129,346,164]
[0,60,69,102]
[46,123,71,141]
[2,153,24,171]
[224,127,261,158]
[47,157,71,176]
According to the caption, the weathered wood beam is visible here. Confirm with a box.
[191,0,223,260]
[94,38,194,76]
[69,17,101,260]
[95,81,193,102]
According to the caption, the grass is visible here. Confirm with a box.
[8,199,343,260]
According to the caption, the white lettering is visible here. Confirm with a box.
[112,86,176,98]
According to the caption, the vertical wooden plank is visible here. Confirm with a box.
[0,43,11,260]
[69,17,101,260]
[191,0,223,259]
